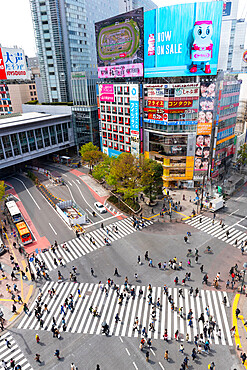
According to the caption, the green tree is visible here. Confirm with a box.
[237,143,247,173]
[0,181,5,201]
[106,153,143,201]
[79,142,102,174]
[140,157,163,201]
[92,155,113,181]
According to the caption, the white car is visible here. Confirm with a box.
[94,202,107,214]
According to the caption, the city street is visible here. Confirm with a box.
[1,179,245,369]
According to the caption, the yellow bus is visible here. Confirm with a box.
[16,221,32,245]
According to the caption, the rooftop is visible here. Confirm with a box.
[0,112,70,129]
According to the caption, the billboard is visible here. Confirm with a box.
[95,8,144,78]
[194,82,216,173]
[0,47,29,80]
[99,84,114,102]
[223,1,231,16]
[144,2,223,77]
[130,85,140,156]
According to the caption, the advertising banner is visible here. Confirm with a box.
[223,1,231,16]
[147,99,164,107]
[194,82,216,173]
[147,87,164,97]
[144,2,223,77]
[130,85,140,156]
[95,8,144,78]
[148,113,168,121]
[174,87,199,97]
[0,47,29,80]
[168,100,193,108]
[99,84,114,102]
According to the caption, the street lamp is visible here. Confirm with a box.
[241,262,247,293]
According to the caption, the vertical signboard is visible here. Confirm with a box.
[0,47,29,80]
[130,84,139,156]
[99,84,114,102]
[194,82,216,173]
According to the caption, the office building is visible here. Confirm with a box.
[7,82,37,113]
[0,84,13,116]
[218,0,247,73]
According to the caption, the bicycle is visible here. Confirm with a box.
[204,249,213,254]
[186,250,194,257]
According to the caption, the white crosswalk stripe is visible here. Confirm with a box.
[185,215,247,250]
[30,218,153,274]
[0,332,33,369]
[17,282,233,346]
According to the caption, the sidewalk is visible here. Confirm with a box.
[233,292,247,368]
[0,218,35,330]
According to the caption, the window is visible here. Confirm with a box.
[11,134,20,156]
[40,1,45,5]
[49,72,55,75]
[29,85,32,90]
[35,128,43,149]
[46,47,52,51]
[44,30,49,34]
[44,38,50,42]
[42,21,48,25]
[19,132,29,153]
[49,126,57,145]
[41,11,47,15]
[30,92,33,96]
[42,127,50,147]
[27,130,37,151]
[47,56,53,59]
[2,135,12,158]
[51,87,57,91]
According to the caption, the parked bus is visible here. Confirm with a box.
[15,221,32,245]
[5,201,23,223]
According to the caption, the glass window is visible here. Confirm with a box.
[56,124,63,143]
[0,139,4,160]
[42,127,51,147]
[11,133,21,156]
[62,123,68,141]
[49,126,57,145]
[27,130,37,151]
[18,132,29,153]
[2,135,12,158]
[35,128,43,149]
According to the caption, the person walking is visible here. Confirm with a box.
[164,350,169,361]
[35,354,41,363]
[35,334,40,343]
[71,363,77,370]
[91,268,94,276]
[146,351,149,362]
[54,349,60,360]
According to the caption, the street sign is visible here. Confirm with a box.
[29,257,34,263]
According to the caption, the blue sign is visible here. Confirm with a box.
[144,119,197,126]
[223,1,231,16]
[144,2,223,77]
[130,101,139,132]
[29,257,34,263]
[217,126,234,141]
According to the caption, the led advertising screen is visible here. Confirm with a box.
[95,8,144,78]
[0,47,29,80]
[194,82,216,173]
[144,2,223,77]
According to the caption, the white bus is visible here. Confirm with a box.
[5,201,23,223]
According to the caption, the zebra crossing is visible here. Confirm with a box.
[0,332,33,369]
[18,281,233,346]
[185,215,247,249]
[29,217,153,274]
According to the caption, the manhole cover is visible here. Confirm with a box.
[85,291,92,296]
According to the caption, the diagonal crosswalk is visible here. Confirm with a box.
[0,332,33,369]
[17,281,233,346]
[29,218,152,274]
[185,215,247,249]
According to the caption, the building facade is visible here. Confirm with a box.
[0,112,74,171]
[8,82,37,113]
[97,83,141,157]
[0,84,13,116]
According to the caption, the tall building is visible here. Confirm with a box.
[30,0,156,104]
[218,0,247,73]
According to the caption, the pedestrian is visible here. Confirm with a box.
[209,361,216,369]
[12,304,17,314]
[200,265,204,273]
[54,349,60,360]
[179,344,184,354]
[35,354,41,363]
[71,363,77,370]
[96,365,100,370]
[5,339,11,348]
[91,268,94,276]
[146,351,149,362]
[236,308,240,318]
[164,350,169,361]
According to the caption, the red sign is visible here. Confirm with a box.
[168,100,193,108]
[148,113,168,121]
[119,53,127,58]
[0,49,6,80]
[144,107,167,113]
[147,99,164,107]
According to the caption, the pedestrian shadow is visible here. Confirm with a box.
[136,279,142,283]
[39,342,46,346]
[37,360,45,366]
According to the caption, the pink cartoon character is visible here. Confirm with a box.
[190,20,213,74]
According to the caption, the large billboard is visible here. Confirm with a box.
[130,85,140,156]
[144,2,223,77]
[95,8,144,78]
[0,47,29,80]
[194,82,216,173]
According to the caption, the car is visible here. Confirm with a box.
[94,202,107,214]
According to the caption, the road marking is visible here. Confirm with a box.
[150,348,155,356]
[232,294,241,349]
[9,284,33,322]
[49,222,57,235]
[84,214,122,228]
[73,181,103,219]
[68,181,72,186]
[133,362,138,370]
[12,176,41,210]
[76,179,80,184]
[159,362,165,370]
[119,336,123,343]
[66,183,76,203]
[238,224,247,229]
[125,348,130,356]
[229,209,239,216]
[63,174,67,177]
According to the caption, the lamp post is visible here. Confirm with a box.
[241,262,247,293]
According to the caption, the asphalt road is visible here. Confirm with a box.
[6,174,75,244]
